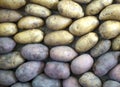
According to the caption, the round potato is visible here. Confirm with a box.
[25,4,51,18]
[18,16,44,29]
[44,30,74,46]
[58,0,84,18]
[0,23,17,36]
[103,80,120,87]
[75,32,98,52]
[99,20,120,39]
[14,29,44,44]
[112,35,120,50]
[69,16,99,36]
[11,82,32,87]
[46,15,72,30]
[73,0,91,3]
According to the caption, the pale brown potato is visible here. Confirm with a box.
[99,20,120,39]
[44,30,74,46]
[69,16,99,36]
[0,23,17,36]
[58,0,84,18]
[18,16,44,29]
[0,0,26,9]
[14,29,44,44]
[46,15,72,30]
[112,35,120,50]
[25,4,51,18]
[73,0,91,3]
[75,32,98,52]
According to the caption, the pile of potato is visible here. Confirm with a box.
[0,0,120,87]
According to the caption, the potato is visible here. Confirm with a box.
[63,76,81,87]
[14,29,44,44]
[0,37,16,54]
[90,40,111,57]
[21,44,48,61]
[50,46,78,62]
[0,52,24,69]
[25,4,51,18]
[0,9,22,22]
[112,35,120,50]
[30,0,59,9]
[109,64,120,82]
[86,0,113,15]
[11,82,32,87]
[15,61,44,82]
[44,30,74,46]
[0,70,17,86]
[0,23,17,36]
[44,61,70,79]
[73,0,91,3]
[79,72,102,87]
[71,54,94,75]
[0,0,26,9]
[32,74,61,87]
[99,20,120,39]
[93,52,120,77]
[103,80,120,87]
[58,0,84,18]
[75,32,98,52]
[69,16,99,36]
[46,15,72,30]
[99,4,120,21]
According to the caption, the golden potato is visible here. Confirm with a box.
[73,0,91,3]
[14,29,44,44]
[75,32,98,52]
[58,0,84,18]
[99,20,120,39]
[46,15,72,30]
[44,30,74,46]
[69,16,99,36]
[18,16,44,29]
[25,4,51,18]
[0,23,17,36]
[112,35,120,50]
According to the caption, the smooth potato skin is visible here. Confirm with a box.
[103,80,120,87]
[112,35,120,50]
[73,0,91,3]
[11,82,32,87]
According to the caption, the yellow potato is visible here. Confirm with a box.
[14,29,44,44]
[44,30,74,46]
[0,0,26,9]
[0,23,17,36]
[18,16,44,29]
[46,15,72,30]
[75,32,98,52]
[112,35,120,50]
[58,0,84,18]
[69,16,99,36]
[73,0,91,3]
[99,21,120,39]
[25,4,51,18]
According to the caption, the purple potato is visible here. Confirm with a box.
[103,80,120,87]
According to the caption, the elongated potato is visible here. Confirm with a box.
[0,0,26,9]
[75,32,98,52]
[18,16,44,29]
[112,35,120,50]
[46,15,72,30]
[69,16,99,36]
[99,20,120,39]
[58,0,84,18]
[73,0,91,3]
[14,29,44,44]
[44,30,74,46]
[25,4,51,18]
[0,23,17,36]
[99,4,120,21]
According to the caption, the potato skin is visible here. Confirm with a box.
[0,9,22,22]
[69,16,99,36]
[44,62,70,79]
[73,0,91,3]
[75,32,98,52]
[46,15,72,30]
[79,72,102,87]
[14,29,44,44]
[103,80,120,87]
[44,30,74,46]
[112,35,120,50]
[21,44,48,61]
[15,61,44,82]
[99,20,120,39]
[25,4,51,18]
[58,0,84,18]
[50,46,78,62]
[11,82,32,87]
[0,23,17,36]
